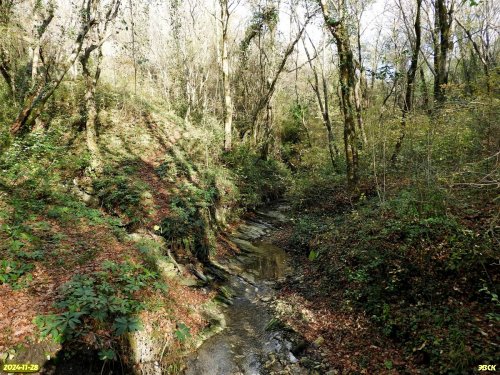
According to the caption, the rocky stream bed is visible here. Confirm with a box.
[182,205,332,375]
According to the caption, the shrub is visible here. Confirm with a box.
[34,261,162,344]
[0,260,34,289]
[223,145,291,209]
[93,162,148,225]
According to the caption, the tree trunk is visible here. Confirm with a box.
[420,66,429,110]
[354,15,367,145]
[81,46,104,175]
[354,75,367,145]
[84,77,103,175]
[392,0,422,162]
[220,0,233,152]
[434,0,453,104]
[320,0,360,187]
[338,36,360,186]
[79,0,121,173]
[128,0,137,95]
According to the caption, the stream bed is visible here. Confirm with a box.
[184,206,307,375]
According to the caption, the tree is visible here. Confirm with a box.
[302,31,341,170]
[433,0,454,103]
[249,5,312,159]
[80,0,121,175]
[219,0,236,152]
[0,0,19,98]
[319,0,360,187]
[9,0,99,135]
[392,0,422,162]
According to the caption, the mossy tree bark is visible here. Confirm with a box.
[220,0,234,152]
[319,0,360,187]
[433,0,454,104]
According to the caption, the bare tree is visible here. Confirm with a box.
[303,31,341,171]
[219,0,237,151]
[250,8,312,159]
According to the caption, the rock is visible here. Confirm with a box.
[230,237,260,253]
[128,330,162,375]
[288,352,299,364]
[313,336,325,347]
[71,178,99,207]
[255,209,288,222]
[179,277,198,286]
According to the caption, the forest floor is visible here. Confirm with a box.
[266,226,417,374]
[0,103,224,372]
[263,182,498,375]
[0,151,214,373]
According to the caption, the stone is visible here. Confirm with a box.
[313,336,325,347]
[179,277,198,287]
[288,352,299,364]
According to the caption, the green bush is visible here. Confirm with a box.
[223,145,291,209]
[161,195,203,242]
[34,261,162,344]
[93,162,148,225]
[0,260,34,288]
[288,185,497,373]
[159,182,217,260]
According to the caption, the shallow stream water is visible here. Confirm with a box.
[184,206,306,375]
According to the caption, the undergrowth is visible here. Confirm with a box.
[34,260,166,358]
[288,184,498,373]
[223,145,291,209]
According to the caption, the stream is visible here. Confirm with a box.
[184,205,307,375]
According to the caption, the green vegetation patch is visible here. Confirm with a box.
[288,185,498,373]
[34,261,165,346]
[93,161,149,226]
[223,145,291,209]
